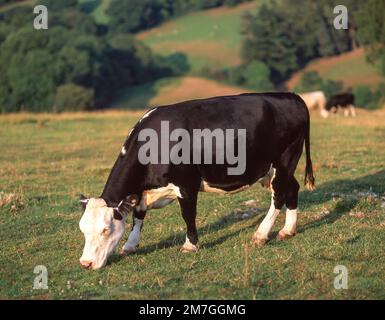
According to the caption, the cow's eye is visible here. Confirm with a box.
[101,228,110,236]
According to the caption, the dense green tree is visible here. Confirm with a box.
[353,84,384,110]
[7,50,56,112]
[241,3,299,83]
[107,0,251,33]
[54,83,94,112]
[356,0,385,69]
[294,71,343,98]
[108,0,170,33]
[241,0,361,84]
[39,0,78,11]
[0,0,19,4]
[0,18,173,112]
[50,9,99,35]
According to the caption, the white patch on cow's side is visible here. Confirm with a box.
[122,218,143,253]
[137,183,183,212]
[279,208,298,236]
[79,198,127,270]
[200,166,274,195]
[121,146,127,155]
[200,181,250,195]
[181,236,198,252]
[139,108,158,123]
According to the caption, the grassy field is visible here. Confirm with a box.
[1,108,385,300]
[137,1,260,74]
[78,0,112,24]
[0,0,36,13]
[110,76,249,109]
[287,49,383,90]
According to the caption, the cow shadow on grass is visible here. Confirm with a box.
[143,212,265,254]
[110,210,266,263]
[111,170,385,262]
[297,169,385,234]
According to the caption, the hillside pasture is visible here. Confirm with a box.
[137,1,260,73]
[78,0,112,24]
[287,48,383,90]
[0,107,384,299]
[110,76,249,109]
[0,0,35,13]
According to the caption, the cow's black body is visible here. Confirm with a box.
[101,93,314,246]
[326,93,355,111]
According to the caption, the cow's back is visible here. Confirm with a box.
[134,93,309,189]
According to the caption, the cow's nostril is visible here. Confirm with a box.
[80,260,93,270]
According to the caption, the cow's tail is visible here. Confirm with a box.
[304,118,315,191]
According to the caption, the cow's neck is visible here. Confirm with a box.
[101,155,142,207]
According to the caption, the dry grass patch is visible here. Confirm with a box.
[0,192,27,213]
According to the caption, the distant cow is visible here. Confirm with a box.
[78,93,315,270]
[324,93,356,117]
[298,91,327,114]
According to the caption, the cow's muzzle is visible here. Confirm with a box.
[79,260,94,270]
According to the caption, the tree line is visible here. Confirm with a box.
[241,0,363,84]
[0,0,384,112]
[107,0,252,33]
[0,4,168,112]
[0,0,252,113]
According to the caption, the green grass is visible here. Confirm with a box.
[137,1,260,73]
[78,0,112,24]
[110,77,182,109]
[323,55,379,83]
[289,50,384,89]
[1,110,385,299]
[0,0,35,12]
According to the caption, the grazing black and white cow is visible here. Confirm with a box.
[298,91,327,112]
[323,93,356,117]
[79,93,315,270]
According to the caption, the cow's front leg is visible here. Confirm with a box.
[121,211,146,255]
[178,193,199,253]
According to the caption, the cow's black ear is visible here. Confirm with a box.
[79,194,89,210]
[115,195,139,217]
[113,209,123,221]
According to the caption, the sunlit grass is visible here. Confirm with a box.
[137,1,261,73]
[0,108,384,299]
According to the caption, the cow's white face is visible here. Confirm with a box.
[79,196,137,270]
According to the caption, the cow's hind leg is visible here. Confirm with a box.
[349,105,357,117]
[275,137,303,242]
[252,167,287,246]
[121,210,146,255]
[253,135,304,245]
[178,191,199,253]
[277,176,299,241]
